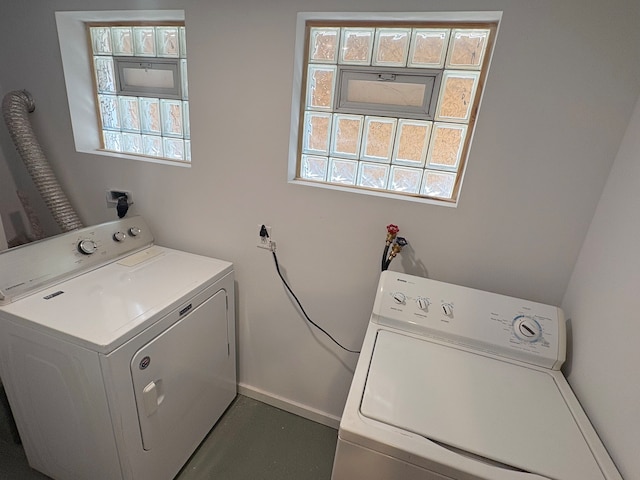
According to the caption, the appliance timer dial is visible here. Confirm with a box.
[513,315,542,342]
[78,239,97,255]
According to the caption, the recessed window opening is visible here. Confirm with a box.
[289,14,500,205]
[88,22,191,163]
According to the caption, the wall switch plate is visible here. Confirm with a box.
[106,190,133,208]
[257,224,272,249]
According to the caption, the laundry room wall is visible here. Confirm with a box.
[561,94,640,480]
[0,0,639,461]
[0,132,37,248]
[0,78,60,244]
[0,79,23,248]
[0,147,15,249]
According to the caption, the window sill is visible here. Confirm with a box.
[288,178,458,207]
[88,148,191,168]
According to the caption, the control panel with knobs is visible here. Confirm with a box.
[371,271,566,370]
[0,216,155,304]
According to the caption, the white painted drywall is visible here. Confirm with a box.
[0,146,17,248]
[0,81,19,246]
[0,111,29,246]
[0,2,639,471]
[562,94,640,479]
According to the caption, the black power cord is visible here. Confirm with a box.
[271,251,361,354]
[116,195,129,218]
[261,226,360,354]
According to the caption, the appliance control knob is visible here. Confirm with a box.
[513,315,542,342]
[129,226,141,237]
[113,232,126,242]
[78,239,97,255]
[441,303,454,317]
[416,297,430,310]
[392,292,406,304]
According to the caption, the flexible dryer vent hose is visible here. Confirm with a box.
[2,90,83,232]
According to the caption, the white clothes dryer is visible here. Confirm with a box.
[331,271,622,480]
[0,216,236,480]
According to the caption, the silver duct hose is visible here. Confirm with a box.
[2,90,83,232]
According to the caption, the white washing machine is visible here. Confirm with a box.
[331,271,622,480]
[0,216,236,480]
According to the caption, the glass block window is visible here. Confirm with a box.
[293,17,498,205]
[88,23,191,163]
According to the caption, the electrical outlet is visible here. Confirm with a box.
[257,224,272,250]
[106,189,133,208]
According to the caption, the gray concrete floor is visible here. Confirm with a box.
[177,395,338,480]
[0,394,337,480]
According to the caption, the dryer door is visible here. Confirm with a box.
[130,288,235,452]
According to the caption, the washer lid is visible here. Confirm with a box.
[0,246,232,354]
[361,330,606,480]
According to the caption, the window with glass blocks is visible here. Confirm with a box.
[88,23,191,163]
[296,21,497,203]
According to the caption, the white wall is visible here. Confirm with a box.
[0,0,639,458]
[562,95,640,479]
[0,81,21,247]
[0,146,17,248]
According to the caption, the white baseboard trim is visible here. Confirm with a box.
[238,383,341,429]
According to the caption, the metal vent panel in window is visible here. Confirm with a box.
[115,57,181,99]
[335,67,442,120]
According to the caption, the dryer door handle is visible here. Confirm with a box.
[142,381,160,416]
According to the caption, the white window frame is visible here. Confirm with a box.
[56,10,189,168]
[287,11,502,206]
